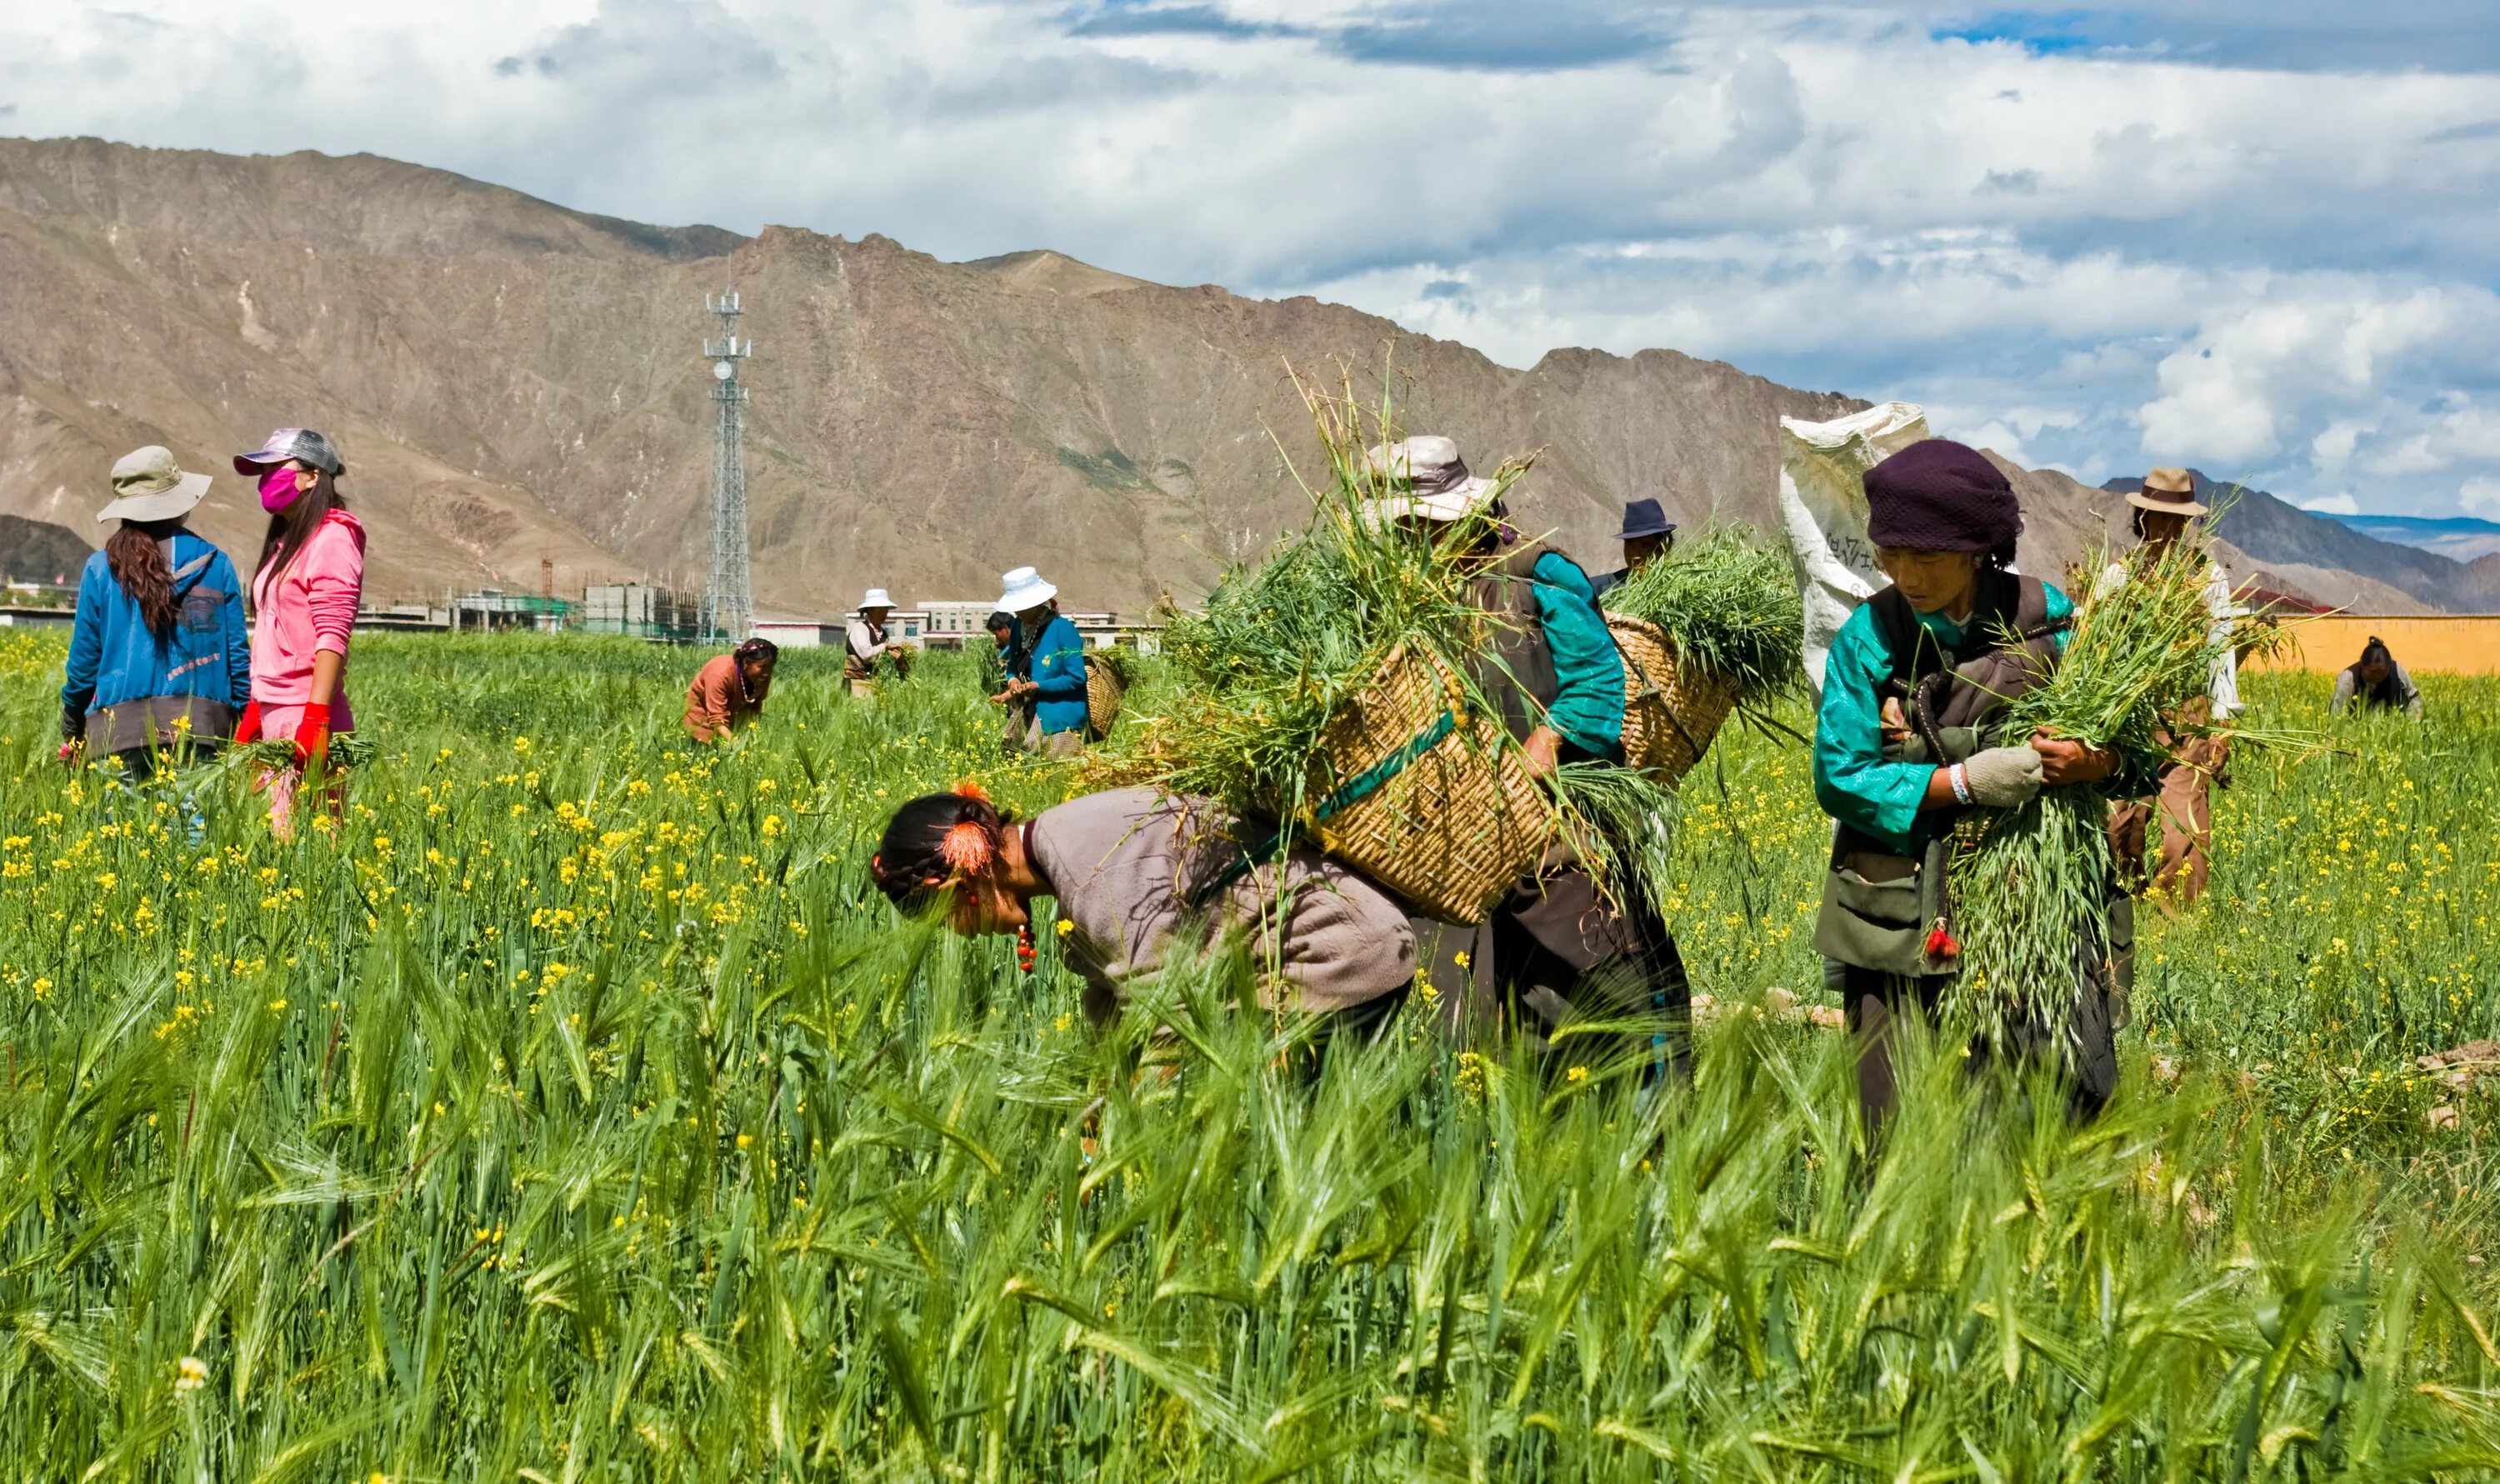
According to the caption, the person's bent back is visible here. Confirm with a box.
[685,637,778,742]
[2330,637,2422,719]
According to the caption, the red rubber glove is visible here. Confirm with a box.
[236,700,263,742]
[292,702,332,770]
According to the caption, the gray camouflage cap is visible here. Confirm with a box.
[232,427,343,477]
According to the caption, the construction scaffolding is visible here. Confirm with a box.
[580,582,702,642]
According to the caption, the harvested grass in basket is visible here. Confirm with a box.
[1599,527,1805,700]
[1149,359,1686,917]
[1299,642,1548,922]
[1608,615,1740,780]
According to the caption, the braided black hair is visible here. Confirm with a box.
[868,791,1017,911]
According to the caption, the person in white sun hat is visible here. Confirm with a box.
[998,565,1088,757]
[844,587,910,698]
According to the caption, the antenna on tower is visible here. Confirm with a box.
[701,290,753,644]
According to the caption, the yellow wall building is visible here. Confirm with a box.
[2242,615,2500,676]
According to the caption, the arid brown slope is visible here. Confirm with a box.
[0,136,2434,615]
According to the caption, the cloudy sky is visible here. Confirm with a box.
[8,0,2500,518]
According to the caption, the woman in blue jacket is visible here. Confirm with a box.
[60,447,253,778]
[998,566,1088,757]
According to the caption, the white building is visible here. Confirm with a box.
[916,601,995,646]
[750,620,838,649]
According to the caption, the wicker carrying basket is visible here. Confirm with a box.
[1608,615,1739,782]
[1086,662,1126,739]
[1302,643,1550,925]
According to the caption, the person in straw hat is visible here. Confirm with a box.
[231,427,366,838]
[844,587,912,699]
[2096,467,2239,913]
[58,446,253,781]
[1810,438,2124,1132]
[1362,436,1692,1080]
[998,566,1088,758]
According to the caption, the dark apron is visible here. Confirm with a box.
[1812,572,2062,977]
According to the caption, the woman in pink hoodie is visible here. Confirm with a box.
[232,428,365,836]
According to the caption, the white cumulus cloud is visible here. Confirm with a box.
[2,0,2498,516]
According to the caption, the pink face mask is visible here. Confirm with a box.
[258,466,305,512]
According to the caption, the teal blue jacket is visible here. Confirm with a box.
[1812,582,2073,854]
[1529,551,1625,761]
[1028,612,1089,736]
[62,532,252,722]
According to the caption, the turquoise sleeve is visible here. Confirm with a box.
[1812,602,1932,853]
[2043,581,2073,646]
[1530,551,1625,759]
[1030,619,1088,702]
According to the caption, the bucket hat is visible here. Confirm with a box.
[232,427,344,477]
[860,588,895,611]
[1612,497,1677,541]
[998,567,1058,612]
[1358,436,1498,525]
[2125,467,2210,518]
[97,446,212,524]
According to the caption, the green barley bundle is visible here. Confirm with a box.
[1598,527,1806,698]
[222,731,381,774]
[1942,534,2232,1038]
[1150,361,1684,908]
[1157,362,1524,820]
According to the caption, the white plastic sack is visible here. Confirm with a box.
[1777,401,1932,698]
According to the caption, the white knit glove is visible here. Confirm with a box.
[1959,745,2044,808]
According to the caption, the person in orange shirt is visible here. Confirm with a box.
[683,637,778,742]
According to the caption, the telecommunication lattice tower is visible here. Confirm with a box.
[700,292,753,643]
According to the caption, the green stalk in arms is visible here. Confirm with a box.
[1809,439,2120,1135]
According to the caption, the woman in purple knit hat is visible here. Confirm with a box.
[1807,438,2126,1134]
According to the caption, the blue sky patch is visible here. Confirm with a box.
[1932,9,2127,55]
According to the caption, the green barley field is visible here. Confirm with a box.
[2,632,2495,1480]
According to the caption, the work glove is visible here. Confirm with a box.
[1960,745,2044,809]
[292,702,332,770]
[57,704,85,767]
[235,700,263,743]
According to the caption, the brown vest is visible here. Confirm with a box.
[1818,570,2070,975]
[1461,541,1562,743]
[1870,569,2061,755]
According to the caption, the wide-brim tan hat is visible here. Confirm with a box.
[1357,435,1498,526]
[2126,466,2209,518]
[98,445,212,523]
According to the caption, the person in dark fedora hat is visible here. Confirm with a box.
[1590,497,1678,600]
[59,447,252,784]
[2098,466,2238,913]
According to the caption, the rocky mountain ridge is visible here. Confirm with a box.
[1,135,2470,617]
